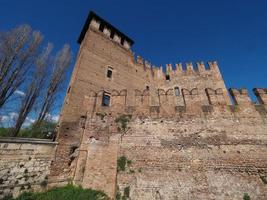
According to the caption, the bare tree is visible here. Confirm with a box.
[11,44,52,136]
[0,25,43,108]
[36,44,72,124]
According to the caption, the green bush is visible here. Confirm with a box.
[243,193,251,200]
[0,120,56,139]
[6,184,108,200]
[123,186,130,198]
[0,127,12,137]
[117,156,127,172]
[115,115,132,132]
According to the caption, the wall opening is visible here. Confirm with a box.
[166,74,170,81]
[102,93,111,107]
[174,87,180,96]
[107,67,113,78]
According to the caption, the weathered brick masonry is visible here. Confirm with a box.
[49,11,267,199]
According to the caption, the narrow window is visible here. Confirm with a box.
[174,87,180,96]
[166,74,170,81]
[102,93,110,107]
[107,67,113,78]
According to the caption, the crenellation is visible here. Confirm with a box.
[137,55,144,65]
[229,88,252,106]
[175,63,184,74]
[89,19,100,30]
[123,40,131,49]
[197,61,206,73]
[113,33,121,44]
[166,64,173,74]
[103,26,111,37]
[155,66,164,80]
[185,62,194,74]
[144,60,151,70]
[253,88,267,105]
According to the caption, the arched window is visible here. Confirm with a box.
[102,93,110,107]
[107,67,113,78]
[174,87,180,96]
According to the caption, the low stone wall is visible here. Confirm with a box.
[0,137,57,199]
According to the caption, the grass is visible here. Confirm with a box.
[3,184,108,200]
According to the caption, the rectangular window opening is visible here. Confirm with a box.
[102,93,110,107]
[107,67,113,78]
[174,87,180,96]
[166,74,170,81]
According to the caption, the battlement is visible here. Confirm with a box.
[254,88,267,104]
[78,11,134,50]
[131,55,222,80]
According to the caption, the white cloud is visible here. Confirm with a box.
[23,117,35,127]
[46,113,59,122]
[0,115,9,122]
[51,115,59,122]
[14,90,25,97]
[9,112,18,118]
[0,112,18,127]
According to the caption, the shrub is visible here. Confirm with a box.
[11,184,108,200]
[115,115,132,132]
[123,186,130,198]
[243,193,251,200]
[0,127,12,137]
[117,156,127,172]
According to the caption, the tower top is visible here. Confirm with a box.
[77,11,134,46]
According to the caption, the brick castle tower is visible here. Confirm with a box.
[49,11,267,199]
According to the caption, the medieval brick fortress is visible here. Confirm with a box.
[49,11,267,199]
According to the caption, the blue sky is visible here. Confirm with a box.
[0,0,267,122]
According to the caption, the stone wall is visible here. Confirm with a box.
[0,138,57,199]
[69,102,267,199]
[117,117,267,200]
